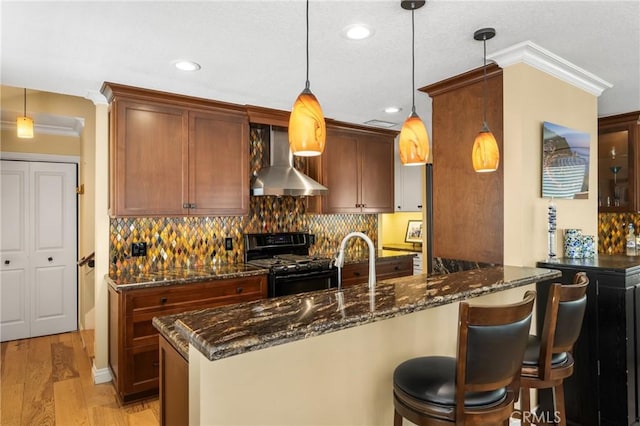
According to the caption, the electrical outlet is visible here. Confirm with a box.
[132,242,147,257]
[309,234,316,245]
[224,238,233,251]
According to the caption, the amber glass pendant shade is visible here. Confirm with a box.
[472,125,499,172]
[399,112,429,166]
[17,116,34,139]
[288,87,326,157]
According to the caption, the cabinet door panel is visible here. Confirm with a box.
[360,135,394,213]
[114,100,188,216]
[322,130,360,213]
[189,110,249,215]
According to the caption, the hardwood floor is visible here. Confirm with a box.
[1,331,159,426]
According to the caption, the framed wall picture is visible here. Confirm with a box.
[405,220,423,244]
[542,121,590,199]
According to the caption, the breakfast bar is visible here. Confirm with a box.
[153,265,560,425]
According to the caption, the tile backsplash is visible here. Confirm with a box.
[109,201,377,275]
[598,212,640,254]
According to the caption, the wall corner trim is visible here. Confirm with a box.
[85,90,108,105]
[92,363,112,384]
[488,40,613,97]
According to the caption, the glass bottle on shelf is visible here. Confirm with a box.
[626,223,636,256]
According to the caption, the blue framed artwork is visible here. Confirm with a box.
[542,121,590,199]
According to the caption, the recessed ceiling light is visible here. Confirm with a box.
[173,60,201,71]
[343,24,374,40]
[364,119,398,128]
[384,106,402,114]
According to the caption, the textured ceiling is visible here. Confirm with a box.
[2,0,639,130]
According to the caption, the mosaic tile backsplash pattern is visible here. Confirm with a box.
[109,125,377,275]
[109,204,377,275]
[598,213,640,254]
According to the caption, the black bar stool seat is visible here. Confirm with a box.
[392,291,537,426]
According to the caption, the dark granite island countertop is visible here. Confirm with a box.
[166,265,560,362]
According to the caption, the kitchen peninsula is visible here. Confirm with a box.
[153,265,560,425]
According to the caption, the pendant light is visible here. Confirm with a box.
[288,0,326,157]
[472,28,499,172]
[398,0,429,166]
[17,88,34,139]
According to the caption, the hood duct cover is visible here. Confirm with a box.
[250,126,328,196]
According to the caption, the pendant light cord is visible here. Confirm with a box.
[305,0,310,90]
[411,9,416,114]
[23,88,27,116]
[482,37,487,126]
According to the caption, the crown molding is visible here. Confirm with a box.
[487,40,612,97]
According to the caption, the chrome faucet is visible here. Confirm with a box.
[334,232,376,291]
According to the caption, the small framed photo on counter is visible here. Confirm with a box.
[405,220,423,244]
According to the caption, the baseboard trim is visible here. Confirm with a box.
[92,363,112,384]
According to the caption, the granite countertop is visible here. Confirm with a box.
[107,263,269,291]
[381,243,422,253]
[538,254,640,275]
[153,312,190,360]
[158,265,559,362]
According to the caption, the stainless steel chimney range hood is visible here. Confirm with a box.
[250,126,328,196]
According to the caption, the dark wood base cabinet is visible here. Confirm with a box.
[537,257,640,426]
[159,335,188,426]
[108,275,267,404]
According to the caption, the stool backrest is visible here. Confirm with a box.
[538,272,589,379]
[455,290,536,419]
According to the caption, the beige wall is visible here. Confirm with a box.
[190,284,530,425]
[502,64,598,266]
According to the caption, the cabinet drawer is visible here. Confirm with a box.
[126,276,265,315]
[342,257,413,287]
[376,257,413,281]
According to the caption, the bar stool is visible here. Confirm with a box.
[519,272,589,426]
[392,291,536,426]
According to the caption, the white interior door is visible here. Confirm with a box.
[0,160,77,341]
[1,161,30,341]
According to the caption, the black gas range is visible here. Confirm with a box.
[244,232,338,297]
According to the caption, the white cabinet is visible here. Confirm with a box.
[394,137,424,212]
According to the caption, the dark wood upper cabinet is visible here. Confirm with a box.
[101,82,249,217]
[307,123,396,214]
[598,111,640,213]
[420,65,504,265]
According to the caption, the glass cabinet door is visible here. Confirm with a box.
[598,112,639,213]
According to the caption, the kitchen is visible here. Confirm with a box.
[1,1,640,425]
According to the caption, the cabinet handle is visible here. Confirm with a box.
[152,362,160,367]
[236,287,243,294]
[354,271,361,276]
[394,266,400,271]
[417,205,422,208]
[397,206,401,209]
[183,203,190,209]
[190,203,197,209]
[4,260,9,265]
[160,297,168,304]
[48,257,54,262]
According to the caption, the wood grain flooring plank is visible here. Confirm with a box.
[126,409,158,426]
[53,377,90,426]
[0,383,24,426]
[89,403,128,426]
[1,339,29,386]
[51,341,79,382]
[20,335,55,426]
